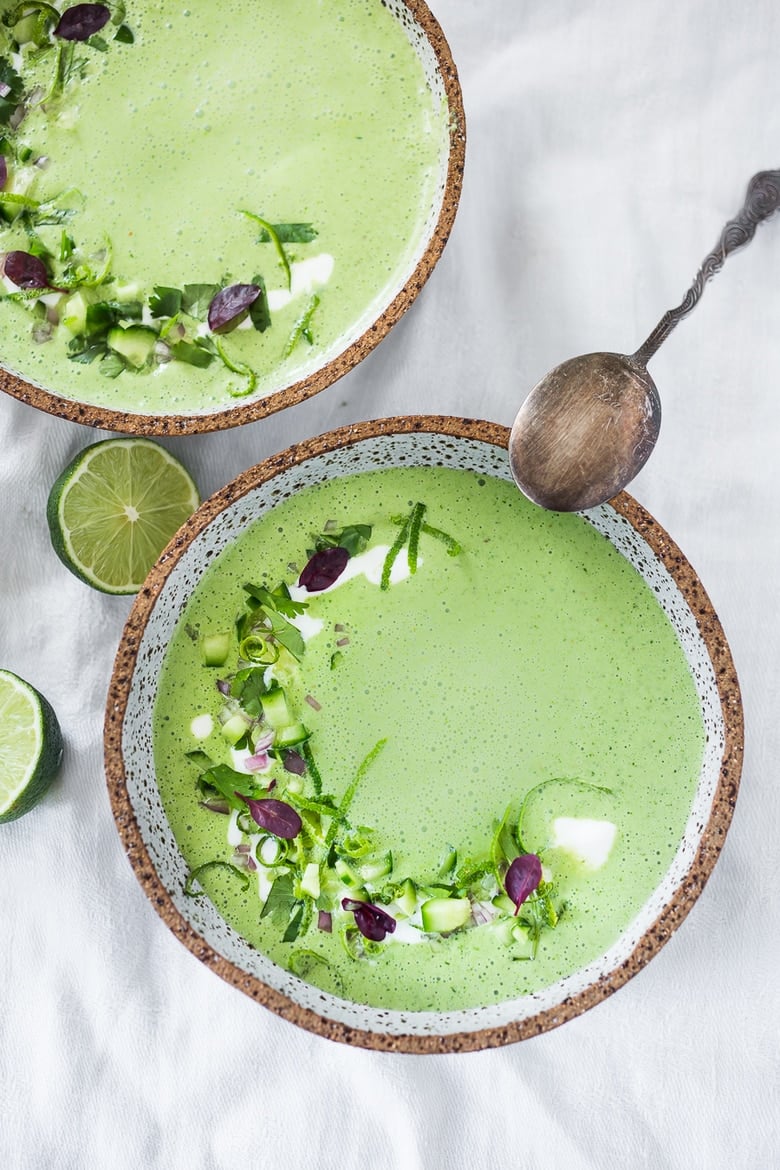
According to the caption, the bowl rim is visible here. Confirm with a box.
[104,415,744,1052]
[0,0,466,436]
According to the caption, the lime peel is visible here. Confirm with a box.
[0,670,63,824]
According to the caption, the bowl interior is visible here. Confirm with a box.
[105,418,742,1052]
[0,2,464,434]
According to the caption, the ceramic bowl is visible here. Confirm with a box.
[104,416,743,1052]
[0,2,464,435]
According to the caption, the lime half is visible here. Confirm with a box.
[0,670,63,823]
[47,438,200,594]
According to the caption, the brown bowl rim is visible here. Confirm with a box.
[104,415,744,1052]
[0,0,466,436]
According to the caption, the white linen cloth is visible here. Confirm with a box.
[2,1,779,1164]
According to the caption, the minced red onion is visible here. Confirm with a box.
[304,694,321,712]
[244,751,270,772]
[216,679,230,696]
[335,637,349,647]
[318,911,333,933]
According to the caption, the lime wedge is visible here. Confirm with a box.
[0,670,63,823]
[47,438,199,594]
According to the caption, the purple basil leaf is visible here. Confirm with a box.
[54,3,111,41]
[505,854,542,912]
[0,156,7,192]
[4,250,51,290]
[342,898,397,942]
[207,283,261,334]
[244,796,301,839]
[282,749,306,776]
[299,546,349,592]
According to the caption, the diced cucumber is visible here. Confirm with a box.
[114,280,141,303]
[107,325,157,369]
[511,924,535,959]
[394,877,418,918]
[299,862,320,899]
[360,851,393,883]
[220,712,250,745]
[492,892,516,916]
[13,13,40,43]
[274,722,309,748]
[260,686,293,730]
[488,917,517,946]
[201,630,231,667]
[438,846,458,877]
[420,897,472,934]
[334,857,362,888]
[61,290,89,335]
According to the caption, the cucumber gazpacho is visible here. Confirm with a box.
[152,467,706,1012]
[0,1,449,413]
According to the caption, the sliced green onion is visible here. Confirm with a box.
[214,336,258,398]
[406,502,426,575]
[380,512,412,591]
[326,738,387,846]
[300,740,323,796]
[239,632,279,665]
[241,210,292,289]
[282,293,319,358]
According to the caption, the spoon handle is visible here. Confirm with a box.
[633,169,780,365]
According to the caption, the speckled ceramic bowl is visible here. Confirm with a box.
[104,417,743,1052]
[0,2,464,435]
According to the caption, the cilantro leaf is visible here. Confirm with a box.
[243,581,308,618]
[263,609,305,661]
[255,223,318,244]
[200,763,266,807]
[0,59,23,127]
[149,285,183,318]
[229,667,268,719]
[248,273,271,333]
[181,283,221,319]
[260,873,298,926]
[315,524,372,558]
[170,339,214,368]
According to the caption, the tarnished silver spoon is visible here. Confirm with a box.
[509,169,780,511]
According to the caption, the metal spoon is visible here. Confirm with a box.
[508,169,780,511]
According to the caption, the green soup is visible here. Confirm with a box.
[0,1,448,413]
[152,467,705,1012]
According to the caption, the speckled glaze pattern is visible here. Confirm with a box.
[104,417,743,1053]
[0,1,466,436]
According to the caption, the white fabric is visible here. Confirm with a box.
[2,1,779,1164]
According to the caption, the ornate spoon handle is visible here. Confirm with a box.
[633,169,780,366]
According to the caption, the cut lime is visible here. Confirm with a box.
[47,438,200,594]
[0,670,63,824]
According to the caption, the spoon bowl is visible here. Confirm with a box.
[509,352,660,512]
[509,169,780,511]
